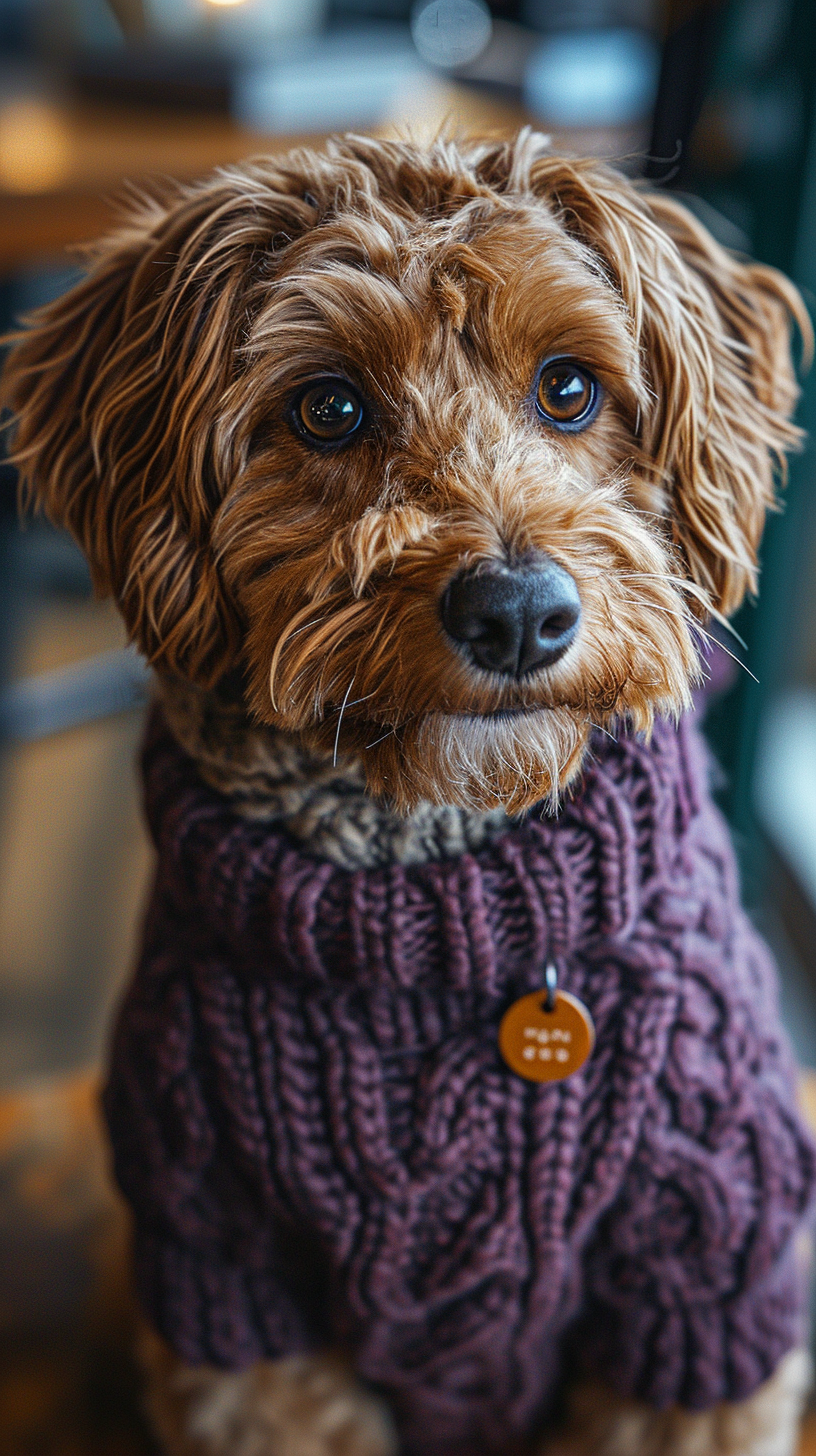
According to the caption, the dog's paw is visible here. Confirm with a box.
[533,1349,812,1456]
[139,1325,398,1456]
[707,1348,812,1456]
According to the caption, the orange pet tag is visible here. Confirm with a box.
[499,966,594,1083]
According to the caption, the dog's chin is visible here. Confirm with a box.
[361,705,592,816]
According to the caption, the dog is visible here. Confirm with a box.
[3,131,815,1456]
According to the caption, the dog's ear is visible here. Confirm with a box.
[1,170,314,683]
[524,156,810,616]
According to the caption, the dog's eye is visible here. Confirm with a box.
[295,380,364,444]
[535,361,599,429]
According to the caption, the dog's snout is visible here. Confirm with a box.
[440,554,581,677]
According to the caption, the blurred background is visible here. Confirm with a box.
[0,1,815,1451]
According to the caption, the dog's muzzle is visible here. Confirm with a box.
[440,552,581,677]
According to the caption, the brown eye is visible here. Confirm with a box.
[296,379,364,444]
[535,360,599,429]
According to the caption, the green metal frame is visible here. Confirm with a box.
[685,0,816,890]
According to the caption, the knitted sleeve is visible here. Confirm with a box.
[102,937,322,1369]
[567,912,816,1410]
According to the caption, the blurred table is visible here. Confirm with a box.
[0,81,645,275]
[0,96,320,272]
[0,83,533,273]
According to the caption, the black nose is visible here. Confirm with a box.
[440,554,581,677]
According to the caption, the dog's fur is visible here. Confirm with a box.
[2,132,812,1454]
[139,1330,812,1456]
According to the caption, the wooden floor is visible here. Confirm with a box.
[0,1072,153,1455]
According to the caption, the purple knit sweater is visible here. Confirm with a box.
[104,709,816,1456]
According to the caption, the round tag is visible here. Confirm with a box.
[498,988,595,1083]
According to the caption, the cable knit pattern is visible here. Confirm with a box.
[103,709,816,1456]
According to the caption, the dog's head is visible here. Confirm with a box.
[2,133,808,812]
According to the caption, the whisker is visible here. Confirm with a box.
[614,573,748,650]
[586,719,618,742]
[330,691,375,714]
[269,607,332,709]
[365,725,399,750]
[693,632,758,684]
[616,592,692,623]
[286,615,327,639]
[617,594,759,684]
[333,676,355,767]
[705,605,748,652]
[365,712,417,751]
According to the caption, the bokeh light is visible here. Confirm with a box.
[524,28,660,129]
[410,0,492,72]
[0,99,71,194]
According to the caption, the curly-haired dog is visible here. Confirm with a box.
[3,132,816,1456]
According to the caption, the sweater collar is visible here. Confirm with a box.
[158,675,515,870]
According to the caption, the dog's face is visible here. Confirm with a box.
[3,135,807,812]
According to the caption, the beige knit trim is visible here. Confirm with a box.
[158,677,514,870]
[139,1323,398,1456]
[534,1349,812,1456]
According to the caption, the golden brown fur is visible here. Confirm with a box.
[536,1349,812,1456]
[140,1326,397,1456]
[2,131,808,815]
[1,132,811,1453]
[140,1333,810,1456]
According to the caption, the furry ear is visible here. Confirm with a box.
[524,155,811,616]
[1,167,314,683]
